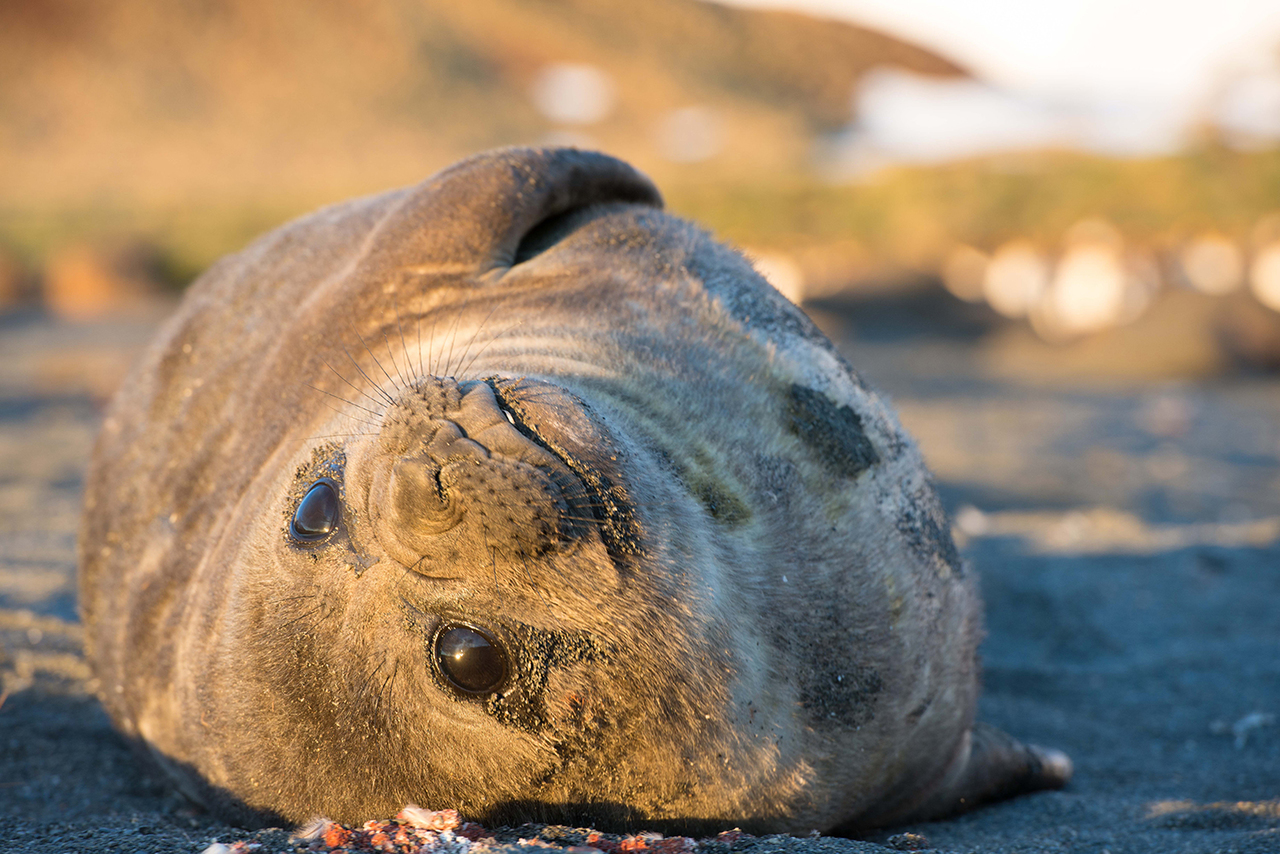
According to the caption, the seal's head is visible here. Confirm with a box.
[79,148,1069,832]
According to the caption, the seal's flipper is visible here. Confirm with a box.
[894,723,1072,824]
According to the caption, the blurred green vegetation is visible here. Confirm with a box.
[0,202,304,290]
[3,144,1277,290]
[0,0,962,287]
[9,1,1275,294]
[670,145,1280,265]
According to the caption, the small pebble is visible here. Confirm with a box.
[886,832,931,851]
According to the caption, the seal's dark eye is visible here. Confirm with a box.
[290,481,340,542]
[435,624,509,696]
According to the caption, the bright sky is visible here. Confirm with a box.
[721,0,1280,106]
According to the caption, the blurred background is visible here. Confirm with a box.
[4,0,1280,379]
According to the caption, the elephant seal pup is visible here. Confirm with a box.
[79,147,1070,833]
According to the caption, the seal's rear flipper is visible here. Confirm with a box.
[892,723,1073,824]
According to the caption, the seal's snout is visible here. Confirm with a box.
[367,378,587,569]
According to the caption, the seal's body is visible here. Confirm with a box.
[79,148,1069,832]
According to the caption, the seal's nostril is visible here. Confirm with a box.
[426,434,488,463]
[372,382,596,563]
[389,456,460,535]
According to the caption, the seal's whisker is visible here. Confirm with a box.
[558,514,618,525]
[307,386,386,422]
[479,527,501,606]
[382,328,407,390]
[360,654,390,717]
[311,414,379,436]
[350,322,402,394]
[457,317,524,381]
[277,605,324,631]
[415,302,425,381]
[320,358,391,412]
[312,409,380,432]
[519,551,553,612]
[588,504,670,516]
[377,659,399,717]
[339,342,397,406]
[311,395,380,425]
[514,385,568,402]
[426,304,444,377]
[491,546,501,605]
[440,302,469,378]
[305,384,385,419]
[396,594,427,619]
[381,660,396,706]
[392,293,415,386]
[453,304,502,380]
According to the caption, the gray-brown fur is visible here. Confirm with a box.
[78,147,1069,832]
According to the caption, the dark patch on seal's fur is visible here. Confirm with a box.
[785,384,879,479]
[767,595,884,729]
[680,238,870,392]
[768,601,890,727]
[896,482,963,577]
[799,664,884,728]
[656,446,750,527]
[688,477,750,525]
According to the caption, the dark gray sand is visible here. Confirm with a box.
[2,296,1278,853]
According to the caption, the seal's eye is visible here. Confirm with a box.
[435,624,509,696]
[290,481,340,542]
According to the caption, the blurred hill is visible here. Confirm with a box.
[0,0,962,212]
[3,0,1279,379]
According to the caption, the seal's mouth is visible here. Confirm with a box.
[484,377,643,567]
[483,377,642,566]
